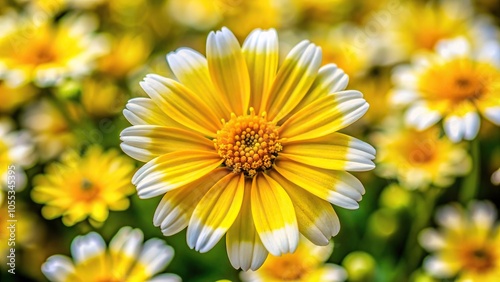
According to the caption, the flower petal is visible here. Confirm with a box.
[167,47,230,119]
[405,102,442,131]
[132,150,223,199]
[251,173,299,256]
[71,232,106,263]
[273,159,365,209]
[207,27,250,116]
[42,255,75,282]
[123,98,181,127]
[265,40,322,123]
[120,125,214,162]
[281,132,375,171]
[279,91,368,142]
[187,173,245,253]
[291,64,349,115]
[242,28,279,115]
[226,181,268,271]
[270,171,340,245]
[141,74,221,137]
[153,168,230,236]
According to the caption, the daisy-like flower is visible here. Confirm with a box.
[42,226,181,282]
[374,119,470,190]
[380,0,497,62]
[419,201,500,281]
[120,27,375,270]
[240,238,347,282]
[391,37,500,142]
[31,146,135,226]
[0,13,107,87]
[0,117,35,191]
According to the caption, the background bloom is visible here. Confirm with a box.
[419,201,500,281]
[374,119,471,189]
[42,226,180,282]
[240,238,347,282]
[31,146,135,226]
[391,37,500,142]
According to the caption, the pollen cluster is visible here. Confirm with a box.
[214,108,282,177]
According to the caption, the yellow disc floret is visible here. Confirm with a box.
[214,108,282,177]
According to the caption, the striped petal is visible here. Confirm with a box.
[141,74,221,137]
[207,27,250,116]
[242,28,278,114]
[187,173,245,253]
[291,64,349,116]
[167,48,230,119]
[279,91,368,142]
[226,181,268,271]
[153,168,230,236]
[270,170,340,245]
[132,150,223,199]
[251,173,299,256]
[273,159,365,209]
[120,125,214,162]
[265,40,322,123]
[123,98,181,127]
[280,132,375,171]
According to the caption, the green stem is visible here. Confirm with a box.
[392,188,441,281]
[459,138,480,204]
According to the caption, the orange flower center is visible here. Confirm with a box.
[264,253,312,281]
[78,178,100,202]
[463,247,496,273]
[214,108,282,177]
[419,58,497,102]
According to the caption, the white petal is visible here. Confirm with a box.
[139,239,175,275]
[484,106,500,125]
[418,228,446,251]
[423,256,456,278]
[42,255,75,282]
[463,111,480,140]
[109,226,143,258]
[71,232,106,263]
[443,115,464,143]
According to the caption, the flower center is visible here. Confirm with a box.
[463,247,496,273]
[214,108,282,177]
[78,177,100,202]
[265,254,310,281]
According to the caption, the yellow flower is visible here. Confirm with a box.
[31,146,135,226]
[21,99,75,161]
[0,118,35,191]
[380,0,497,61]
[419,201,500,281]
[121,27,375,270]
[0,13,107,87]
[240,238,347,281]
[374,119,470,190]
[98,33,151,79]
[0,80,37,113]
[41,226,181,282]
[390,37,500,142]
